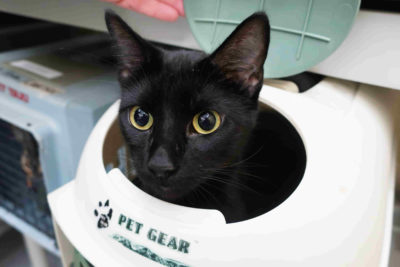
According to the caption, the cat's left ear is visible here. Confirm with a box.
[209,12,270,99]
[105,10,160,80]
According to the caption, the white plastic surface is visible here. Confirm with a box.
[310,11,400,91]
[49,77,400,267]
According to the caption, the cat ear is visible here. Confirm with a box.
[209,12,270,98]
[105,10,159,80]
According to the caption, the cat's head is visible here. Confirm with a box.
[105,11,270,201]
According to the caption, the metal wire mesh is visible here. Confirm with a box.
[0,118,54,238]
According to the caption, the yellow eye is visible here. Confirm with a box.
[129,106,153,131]
[192,110,221,134]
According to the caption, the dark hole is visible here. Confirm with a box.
[240,108,306,220]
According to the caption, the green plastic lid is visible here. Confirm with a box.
[184,0,360,78]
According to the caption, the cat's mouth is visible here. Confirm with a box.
[143,183,185,202]
[134,174,189,201]
[159,186,181,200]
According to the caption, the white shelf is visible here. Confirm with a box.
[1,1,399,90]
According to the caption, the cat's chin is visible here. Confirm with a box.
[143,184,186,202]
[158,186,183,201]
[133,177,187,202]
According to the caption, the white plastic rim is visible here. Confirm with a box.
[49,77,400,267]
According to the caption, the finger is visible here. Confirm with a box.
[131,0,180,21]
[103,0,180,21]
[158,0,185,16]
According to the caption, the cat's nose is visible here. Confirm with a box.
[148,146,176,183]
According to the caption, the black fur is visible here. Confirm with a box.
[105,10,302,223]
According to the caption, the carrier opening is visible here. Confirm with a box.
[0,118,54,238]
[102,104,306,223]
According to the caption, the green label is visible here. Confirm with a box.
[112,234,190,267]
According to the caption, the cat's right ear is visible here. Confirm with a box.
[105,10,159,80]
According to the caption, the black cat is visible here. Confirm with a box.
[105,11,305,223]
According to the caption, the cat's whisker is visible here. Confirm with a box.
[202,145,265,172]
[196,186,211,205]
[199,175,264,197]
[197,185,224,208]
[223,145,265,169]
[236,171,273,183]
[207,168,268,183]
[191,188,203,204]
[203,183,226,197]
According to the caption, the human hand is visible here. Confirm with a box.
[102,0,184,21]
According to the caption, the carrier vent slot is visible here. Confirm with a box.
[0,118,54,239]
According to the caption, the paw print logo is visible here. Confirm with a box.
[94,200,113,229]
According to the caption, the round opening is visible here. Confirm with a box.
[102,104,306,223]
[241,103,306,220]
